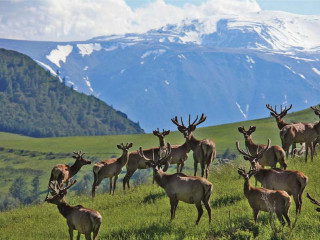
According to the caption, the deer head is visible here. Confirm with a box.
[237,167,256,180]
[266,104,292,120]
[171,113,207,139]
[236,139,271,168]
[45,179,77,204]
[238,126,256,139]
[138,143,172,172]
[153,128,170,138]
[311,105,320,118]
[117,143,133,152]
[72,151,91,165]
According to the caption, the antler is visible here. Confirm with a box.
[256,139,271,158]
[236,139,270,159]
[307,192,320,206]
[266,104,292,117]
[138,147,155,164]
[189,113,207,127]
[266,104,279,115]
[158,143,172,166]
[153,128,170,136]
[153,128,160,136]
[73,151,85,158]
[237,167,247,176]
[171,116,186,128]
[236,141,252,158]
[311,105,320,117]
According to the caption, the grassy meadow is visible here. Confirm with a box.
[1,107,320,239]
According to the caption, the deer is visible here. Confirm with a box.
[45,151,91,199]
[45,180,102,240]
[266,104,297,157]
[306,193,320,212]
[238,126,287,169]
[139,143,213,225]
[171,113,216,179]
[238,167,291,226]
[92,143,132,198]
[153,128,191,172]
[236,140,309,214]
[280,105,320,162]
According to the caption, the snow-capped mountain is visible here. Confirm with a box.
[1,11,319,132]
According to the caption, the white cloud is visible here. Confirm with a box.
[0,0,261,41]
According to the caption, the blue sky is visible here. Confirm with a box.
[125,0,320,15]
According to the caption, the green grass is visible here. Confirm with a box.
[1,156,320,239]
[1,107,320,239]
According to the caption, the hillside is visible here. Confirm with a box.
[0,105,318,200]
[0,11,319,132]
[0,48,143,137]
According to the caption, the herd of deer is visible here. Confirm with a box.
[43,105,320,239]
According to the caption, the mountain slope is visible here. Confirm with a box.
[0,49,143,137]
[0,11,319,131]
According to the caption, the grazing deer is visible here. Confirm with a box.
[238,167,291,226]
[171,113,216,178]
[45,151,91,199]
[153,128,191,172]
[139,143,213,225]
[306,193,320,212]
[45,180,102,240]
[280,106,320,162]
[92,143,132,198]
[236,140,308,214]
[266,104,297,157]
[238,126,287,169]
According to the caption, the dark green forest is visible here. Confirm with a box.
[0,48,144,137]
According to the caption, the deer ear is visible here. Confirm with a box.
[238,127,243,133]
[117,145,122,149]
[249,126,256,132]
[127,143,133,148]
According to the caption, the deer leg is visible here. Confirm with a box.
[293,194,300,214]
[85,233,92,240]
[283,210,291,227]
[93,223,101,240]
[195,202,204,225]
[174,201,179,218]
[109,177,113,195]
[112,175,118,195]
[203,200,212,224]
[205,163,211,179]
[291,143,296,158]
[92,177,103,199]
[194,161,198,176]
[200,162,205,178]
[77,232,81,240]
[253,209,259,223]
[180,161,185,172]
[67,223,74,240]
[276,211,285,226]
[123,170,134,190]
[170,196,178,221]
[176,163,180,173]
[305,144,309,163]
[310,142,314,162]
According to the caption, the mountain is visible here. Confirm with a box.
[0,49,143,137]
[0,11,319,132]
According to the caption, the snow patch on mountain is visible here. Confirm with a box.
[84,76,93,92]
[312,67,320,75]
[46,45,73,68]
[141,49,166,60]
[77,43,102,56]
[36,60,58,76]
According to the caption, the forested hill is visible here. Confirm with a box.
[0,49,144,137]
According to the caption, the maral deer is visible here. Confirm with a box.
[266,104,298,157]
[238,167,291,226]
[236,140,308,214]
[46,151,91,199]
[92,143,132,198]
[139,143,213,225]
[45,180,102,240]
[171,113,216,178]
[238,126,287,169]
[280,105,320,162]
[153,128,190,172]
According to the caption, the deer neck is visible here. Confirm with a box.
[57,201,73,219]
[119,151,129,167]
[69,160,83,178]
[243,178,252,198]
[154,169,167,189]
[244,137,258,154]
[158,137,166,148]
[186,135,200,150]
[277,118,288,129]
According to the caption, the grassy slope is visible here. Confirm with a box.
[1,108,320,239]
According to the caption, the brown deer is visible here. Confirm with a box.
[238,167,291,226]
[45,151,91,199]
[306,192,320,212]
[153,128,191,172]
[238,126,287,169]
[171,113,216,178]
[266,104,298,157]
[92,143,132,198]
[280,105,320,162]
[45,180,102,240]
[236,140,308,214]
[139,143,213,225]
